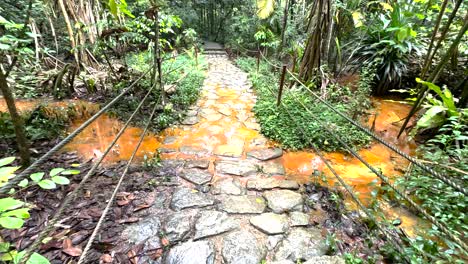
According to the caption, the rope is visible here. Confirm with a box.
[0,68,152,195]
[77,71,191,263]
[78,95,159,264]
[259,50,282,69]
[278,96,411,263]
[18,83,158,264]
[286,69,467,196]
[286,89,468,253]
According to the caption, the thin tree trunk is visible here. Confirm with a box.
[0,69,30,165]
[279,0,290,54]
[58,0,79,66]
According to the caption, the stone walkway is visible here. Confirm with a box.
[120,55,344,264]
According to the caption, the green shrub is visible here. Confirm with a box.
[236,57,371,152]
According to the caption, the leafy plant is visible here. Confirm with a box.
[414,78,461,133]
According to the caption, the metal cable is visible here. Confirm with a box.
[78,94,160,264]
[286,69,467,195]
[77,70,192,263]
[286,89,468,253]
[0,68,152,195]
[18,83,158,264]
[277,94,411,263]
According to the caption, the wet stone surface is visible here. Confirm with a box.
[109,54,345,264]
[171,187,215,210]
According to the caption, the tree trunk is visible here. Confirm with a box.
[279,0,290,54]
[0,69,30,165]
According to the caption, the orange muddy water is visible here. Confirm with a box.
[1,76,422,236]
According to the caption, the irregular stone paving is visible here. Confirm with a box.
[121,54,343,263]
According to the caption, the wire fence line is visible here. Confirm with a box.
[286,69,467,195]
[261,83,412,262]
[255,54,467,253]
[18,82,159,264]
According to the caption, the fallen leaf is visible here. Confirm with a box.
[100,254,113,263]
[117,200,130,206]
[63,246,83,257]
[117,217,140,224]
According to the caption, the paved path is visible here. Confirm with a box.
[119,54,344,264]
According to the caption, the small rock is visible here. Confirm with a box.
[247,178,299,191]
[179,168,213,185]
[181,116,199,125]
[212,178,246,195]
[222,231,266,264]
[171,187,215,210]
[303,256,345,264]
[247,148,283,161]
[164,241,215,264]
[274,228,328,262]
[214,144,244,158]
[250,213,289,235]
[264,190,303,213]
[215,160,258,177]
[164,211,195,242]
[218,195,266,214]
[290,212,310,227]
[185,160,210,169]
[163,136,178,145]
[159,148,177,153]
[180,146,208,156]
[186,110,198,117]
[164,84,176,95]
[122,216,161,250]
[194,210,238,239]
[267,235,284,251]
[261,162,286,175]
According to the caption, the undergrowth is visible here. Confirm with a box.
[236,57,371,152]
[110,51,206,131]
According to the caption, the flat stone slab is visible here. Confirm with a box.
[180,146,208,156]
[180,168,213,185]
[247,148,283,161]
[250,213,289,235]
[185,159,210,169]
[264,190,303,213]
[181,116,199,125]
[164,241,215,264]
[218,195,266,214]
[261,162,286,175]
[214,144,243,158]
[194,210,238,239]
[122,216,161,250]
[275,228,328,262]
[215,160,257,177]
[290,211,310,227]
[171,187,215,210]
[163,136,178,145]
[212,177,246,195]
[246,178,299,191]
[222,230,266,264]
[304,256,345,264]
[164,211,195,242]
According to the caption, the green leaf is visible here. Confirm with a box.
[49,168,64,176]
[51,176,70,185]
[0,157,15,167]
[2,208,30,219]
[108,0,118,17]
[60,169,80,175]
[14,252,50,264]
[0,242,10,253]
[30,172,44,183]
[416,78,458,116]
[0,167,20,179]
[38,180,56,190]
[0,198,24,212]
[257,0,276,19]
[417,106,447,129]
[0,216,24,229]
[18,179,28,188]
[1,250,17,261]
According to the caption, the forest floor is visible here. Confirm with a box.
[3,53,383,264]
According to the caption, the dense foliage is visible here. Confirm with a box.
[236,57,371,152]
